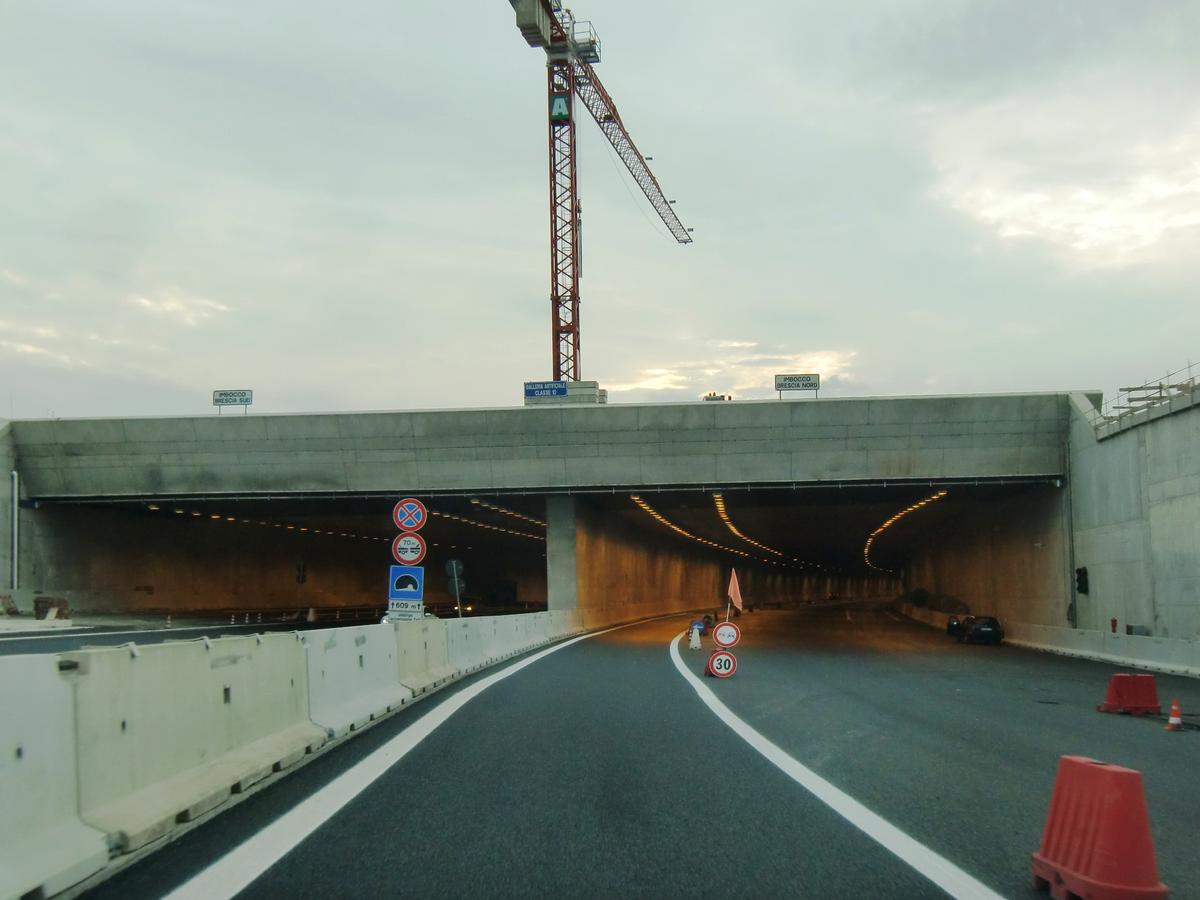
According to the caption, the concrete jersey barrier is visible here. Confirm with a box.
[65,633,327,852]
[394,619,455,694]
[446,618,488,673]
[0,654,108,900]
[305,624,413,738]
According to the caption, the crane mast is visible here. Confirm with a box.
[509,0,691,382]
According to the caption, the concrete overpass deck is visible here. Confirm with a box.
[8,392,1068,500]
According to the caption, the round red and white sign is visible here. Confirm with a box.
[391,532,427,565]
[392,498,428,532]
[712,621,741,648]
[707,650,737,678]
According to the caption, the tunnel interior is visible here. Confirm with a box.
[21,479,1069,628]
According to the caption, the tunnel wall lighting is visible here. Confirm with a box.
[863,489,948,574]
[430,508,545,542]
[711,493,784,556]
[469,498,546,528]
[630,494,783,563]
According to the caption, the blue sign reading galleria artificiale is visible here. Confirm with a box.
[524,381,568,398]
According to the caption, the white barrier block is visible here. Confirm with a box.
[305,625,413,738]
[68,634,326,852]
[0,655,108,900]
[446,619,487,672]
[395,620,454,694]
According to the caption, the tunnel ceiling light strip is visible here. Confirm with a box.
[469,497,546,528]
[630,494,782,563]
[429,508,545,542]
[863,490,948,575]
[711,493,784,556]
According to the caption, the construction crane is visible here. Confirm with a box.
[508,0,692,382]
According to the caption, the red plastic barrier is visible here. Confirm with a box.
[1096,673,1161,715]
[1032,756,1168,900]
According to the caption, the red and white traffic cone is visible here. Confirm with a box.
[1165,699,1184,732]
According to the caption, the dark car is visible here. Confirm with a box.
[957,615,1004,645]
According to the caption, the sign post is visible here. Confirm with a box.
[774,373,820,400]
[445,559,465,618]
[387,498,428,622]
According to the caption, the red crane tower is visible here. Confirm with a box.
[508,0,692,382]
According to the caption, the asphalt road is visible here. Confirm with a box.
[83,608,1199,899]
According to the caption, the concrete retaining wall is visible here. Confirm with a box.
[572,499,722,628]
[902,484,1070,628]
[0,654,108,900]
[1068,395,1200,639]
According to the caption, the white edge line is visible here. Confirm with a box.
[668,633,1003,900]
[0,623,271,642]
[163,622,634,900]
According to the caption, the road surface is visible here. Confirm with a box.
[82,607,1199,899]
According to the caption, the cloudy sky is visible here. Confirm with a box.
[1,1,1197,419]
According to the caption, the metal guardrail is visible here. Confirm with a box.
[1086,360,1197,432]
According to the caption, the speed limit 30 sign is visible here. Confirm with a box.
[707,650,737,678]
[712,621,741,648]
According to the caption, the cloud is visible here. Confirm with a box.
[0,320,59,340]
[1,268,30,286]
[606,349,857,399]
[0,339,84,368]
[929,72,1200,268]
[128,290,231,327]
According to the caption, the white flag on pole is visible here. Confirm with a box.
[728,569,743,611]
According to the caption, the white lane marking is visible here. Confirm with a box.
[164,622,634,900]
[0,627,92,638]
[668,634,1003,900]
[0,623,269,642]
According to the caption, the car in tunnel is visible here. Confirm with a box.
[954,615,1004,645]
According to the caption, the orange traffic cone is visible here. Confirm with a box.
[1165,699,1183,732]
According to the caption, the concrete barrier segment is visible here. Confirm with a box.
[304,625,413,738]
[65,633,326,852]
[393,619,454,694]
[0,654,109,900]
[446,618,487,673]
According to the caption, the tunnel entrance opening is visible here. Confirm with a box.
[569,479,1067,624]
[22,494,550,618]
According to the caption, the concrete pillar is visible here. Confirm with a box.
[0,424,14,600]
[545,494,577,611]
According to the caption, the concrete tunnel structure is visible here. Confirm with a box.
[1,389,1197,649]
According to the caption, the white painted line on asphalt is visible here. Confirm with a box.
[0,627,92,638]
[0,623,268,642]
[668,633,1003,900]
[163,623,632,900]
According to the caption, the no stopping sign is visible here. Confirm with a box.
[707,650,737,678]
